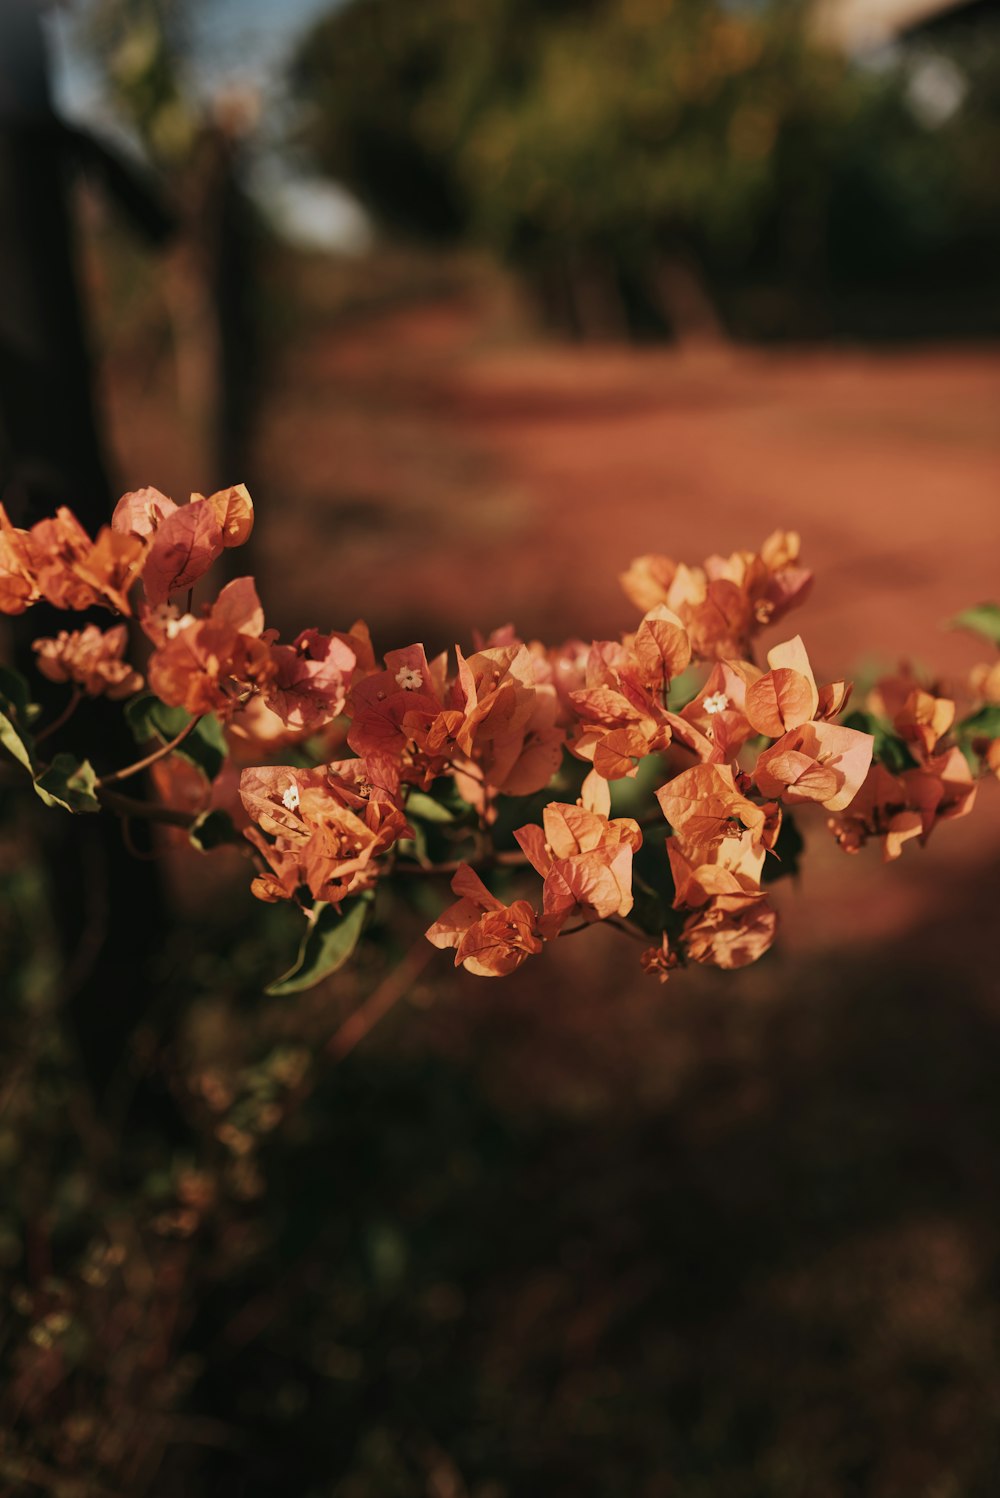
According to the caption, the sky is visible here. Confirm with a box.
[47,0,344,119]
[45,0,369,252]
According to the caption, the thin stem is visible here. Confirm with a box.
[35,685,84,744]
[607,915,649,944]
[97,715,202,788]
[96,787,201,829]
[326,939,434,1064]
[393,848,530,878]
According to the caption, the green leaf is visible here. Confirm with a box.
[949,604,1000,649]
[125,693,227,781]
[956,704,1000,740]
[842,710,917,775]
[188,809,240,852]
[266,897,370,996]
[0,708,34,774]
[405,790,456,823]
[34,755,101,814]
[0,668,38,774]
[0,665,38,724]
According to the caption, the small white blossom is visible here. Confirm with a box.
[703,692,730,715]
[282,784,301,812]
[395,666,423,691]
[165,612,196,640]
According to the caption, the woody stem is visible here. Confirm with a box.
[35,686,83,744]
[95,787,202,828]
[607,915,650,944]
[97,716,202,788]
[393,849,530,878]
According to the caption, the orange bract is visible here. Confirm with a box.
[514,802,642,936]
[425,865,543,977]
[33,625,143,700]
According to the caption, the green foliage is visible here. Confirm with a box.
[295,0,1000,336]
[266,896,372,996]
[125,692,228,781]
[949,603,1000,649]
[843,709,918,775]
[81,0,197,163]
[0,667,37,775]
[296,0,844,265]
[33,754,102,815]
[188,807,240,851]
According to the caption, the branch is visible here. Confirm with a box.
[97,715,202,787]
[96,787,201,829]
[34,685,83,744]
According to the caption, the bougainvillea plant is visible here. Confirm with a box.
[1,485,997,993]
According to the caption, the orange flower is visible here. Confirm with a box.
[621,531,812,660]
[33,625,143,699]
[568,635,674,780]
[111,486,178,538]
[629,605,692,690]
[753,721,873,813]
[146,577,275,719]
[449,643,563,798]
[681,892,777,969]
[349,641,564,805]
[514,801,642,935]
[140,500,225,607]
[680,659,761,762]
[425,864,542,977]
[114,485,255,607]
[894,688,956,763]
[639,933,681,983]
[744,635,819,738]
[202,484,254,548]
[970,660,1000,705]
[265,629,356,732]
[22,508,145,615]
[657,763,772,854]
[241,763,409,906]
[828,747,976,861]
[348,644,452,786]
[0,504,39,614]
[667,829,765,909]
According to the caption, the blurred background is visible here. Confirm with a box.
[2,1,1000,1493]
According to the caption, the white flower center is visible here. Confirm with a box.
[282,784,301,812]
[703,692,729,715]
[395,666,423,691]
[165,612,196,640]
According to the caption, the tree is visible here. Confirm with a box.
[293,0,855,338]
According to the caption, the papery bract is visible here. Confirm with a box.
[24,509,144,615]
[33,625,143,700]
[0,504,39,614]
[514,802,641,935]
[112,487,179,538]
[667,830,765,910]
[265,629,356,732]
[147,577,274,719]
[203,484,254,548]
[657,763,771,851]
[425,864,542,977]
[682,892,778,969]
[744,635,819,738]
[141,499,225,607]
[241,763,409,906]
[754,721,873,813]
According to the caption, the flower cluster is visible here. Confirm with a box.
[3,489,998,993]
